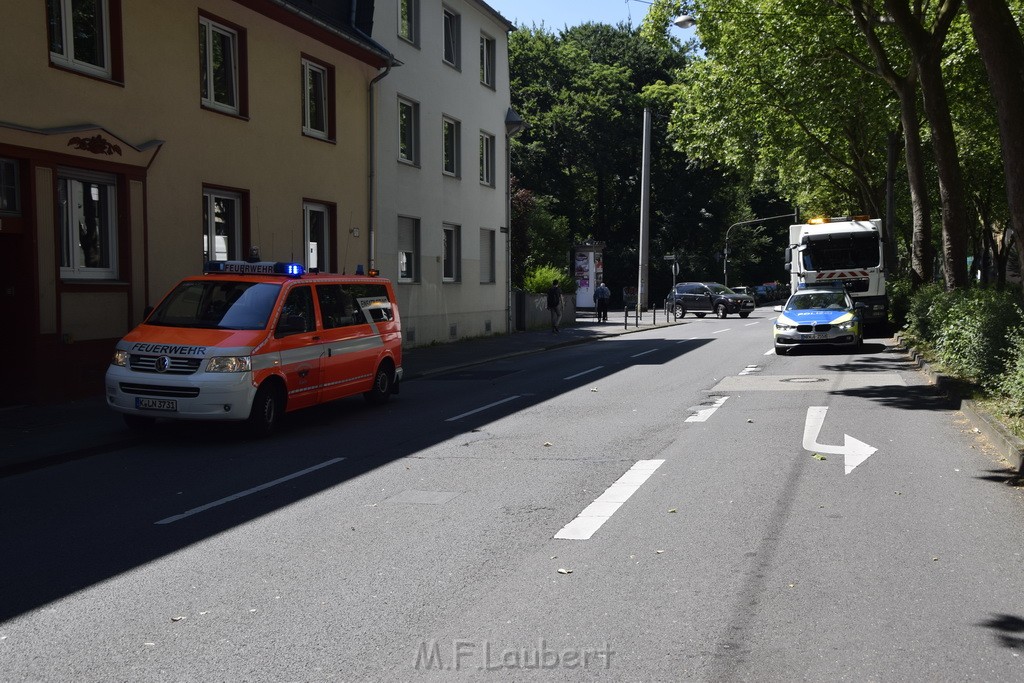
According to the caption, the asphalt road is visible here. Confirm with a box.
[3,311,1024,681]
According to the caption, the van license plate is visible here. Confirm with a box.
[136,398,177,411]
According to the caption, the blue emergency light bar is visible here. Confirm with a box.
[204,261,305,278]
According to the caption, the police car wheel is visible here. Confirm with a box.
[249,383,283,435]
[364,364,394,405]
[123,414,156,431]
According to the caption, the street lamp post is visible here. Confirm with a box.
[723,211,799,287]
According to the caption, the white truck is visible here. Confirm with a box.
[784,216,888,323]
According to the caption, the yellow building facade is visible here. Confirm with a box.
[0,0,392,402]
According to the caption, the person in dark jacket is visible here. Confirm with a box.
[594,281,611,322]
[546,280,563,333]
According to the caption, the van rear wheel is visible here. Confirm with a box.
[364,363,394,405]
[673,303,686,319]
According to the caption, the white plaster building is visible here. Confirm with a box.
[372,0,517,346]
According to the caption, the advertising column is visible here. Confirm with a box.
[573,242,605,310]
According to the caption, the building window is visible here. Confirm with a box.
[304,202,330,272]
[202,188,242,262]
[398,216,420,283]
[480,228,495,283]
[442,116,460,177]
[0,159,19,214]
[398,97,419,164]
[200,14,245,116]
[302,57,333,140]
[47,0,116,79]
[479,132,495,186]
[58,169,118,280]
[480,34,495,87]
[442,223,461,282]
[443,7,460,68]
[398,0,418,45]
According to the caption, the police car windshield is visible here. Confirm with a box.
[147,281,281,329]
[786,292,848,310]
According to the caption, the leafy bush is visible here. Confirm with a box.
[523,264,576,295]
[993,325,1024,416]
[905,283,950,342]
[887,277,912,328]
[934,288,1022,381]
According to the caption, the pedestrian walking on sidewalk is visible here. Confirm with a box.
[547,280,563,333]
[594,281,611,322]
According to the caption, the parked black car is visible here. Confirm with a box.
[666,282,757,319]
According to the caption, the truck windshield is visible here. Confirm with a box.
[146,281,282,330]
[802,233,880,270]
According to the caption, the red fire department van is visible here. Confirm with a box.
[105,261,402,434]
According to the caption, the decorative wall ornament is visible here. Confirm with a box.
[67,134,122,156]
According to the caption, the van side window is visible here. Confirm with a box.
[276,286,315,336]
[316,284,356,329]
[346,283,394,323]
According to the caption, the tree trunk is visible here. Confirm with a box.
[964,0,1024,291]
[895,78,934,286]
[884,0,970,289]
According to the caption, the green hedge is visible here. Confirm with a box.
[523,264,577,295]
[900,281,1024,417]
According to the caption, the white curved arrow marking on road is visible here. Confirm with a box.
[803,406,877,474]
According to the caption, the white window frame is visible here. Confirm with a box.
[398,97,420,164]
[479,132,495,186]
[442,116,461,177]
[302,58,329,139]
[202,189,242,262]
[47,0,112,79]
[480,34,495,87]
[200,16,239,114]
[442,223,461,282]
[58,168,118,280]
[303,202,330,272]
[398,0,418,45]
[398,215,420,283]
[479,228,495,284]
[443,7,461,68]
[0,159,19,214]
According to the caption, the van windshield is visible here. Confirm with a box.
[146,281,282,330]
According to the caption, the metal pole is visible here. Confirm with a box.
[637,108,652,320]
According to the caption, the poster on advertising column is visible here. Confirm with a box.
[573,242,605,309]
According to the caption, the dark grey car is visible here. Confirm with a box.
[666,282,757,319]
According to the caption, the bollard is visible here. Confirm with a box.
[623,307,628,330]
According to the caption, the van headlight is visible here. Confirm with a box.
[206,356,252,373]
[111,349,129,367]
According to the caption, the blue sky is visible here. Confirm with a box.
[485,0,653,31]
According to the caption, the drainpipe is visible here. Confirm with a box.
[351,0,394,272]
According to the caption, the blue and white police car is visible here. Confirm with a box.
[772,286,864,355]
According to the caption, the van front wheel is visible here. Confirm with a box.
[248,383,284,436]
[365,363,394,405]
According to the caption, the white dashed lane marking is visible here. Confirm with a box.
[156,458,345,525]
[554,459,666,540]
[685,396,730,422]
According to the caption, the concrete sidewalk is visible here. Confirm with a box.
[0,310,681,477]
